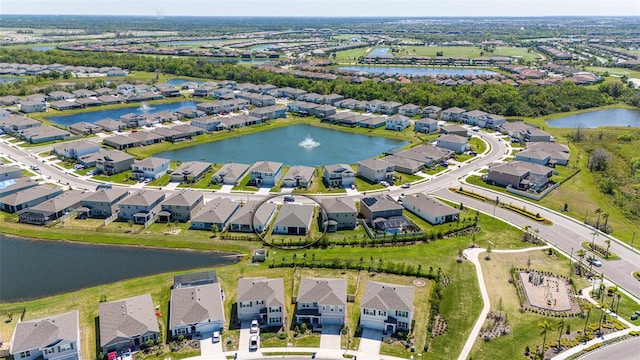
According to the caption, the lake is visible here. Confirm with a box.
[368,48,394,57]
[0,236,238,302]
[251,44,276,51]
[547,109,640,128]
[0,76,25,83]
[157,124,408,166]
[32,46,55,52]
[167,78,203,86]
[48,101,197,126]
[339,65,497,77]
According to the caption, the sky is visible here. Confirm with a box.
[0,0,638,17]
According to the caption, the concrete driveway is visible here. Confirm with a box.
[200,335,224,359]
[320,325,342,350]
[358,328,383,355]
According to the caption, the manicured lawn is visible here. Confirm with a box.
[585,66,640,79]
[391,46,541,62]
[99,170,137,184]
[469,249,607,360]
[334,47,370,62]
[232,172,258,191]
[354,176,385,192]
[148,173,172,187]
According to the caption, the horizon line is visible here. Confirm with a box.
[0,14,639,18]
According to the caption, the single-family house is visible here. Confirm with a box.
[0,177,39,198]
[191,116,221,132]
[248,105,286,121]
[18,126,71,144]
[102,135,141,150]
[94,118,125,132]
[130,157,170,180]
[211,163,250,185]
[359,196,404,227]
[47,91,74,101]
[72,89,97,98]
[398,104,420,117]
[515,149,552,166]
[486,161,554,191]
[236,277,285,326]
[461,110,489,126]
[379,101,402,115]
[365,100,385,113]
[527,142,570,166]
[18,190,87,225]
[360,281,414,334]
[440,125,469,137]
[381,155,424,174]
[357,115,387,129]
[80,188,129,218]
[525,128,552,142]
[158,190,204,223]
[435,134,469,154]
[273,203,315,235]
[0,165,23,180]
[129,131,165,146]
[441,107,466,121]
[50,100,80,111]
[385,115,410,131]
[228,200,277,233]
[170,161,211,183]
[402,193,460,225]
[321,197,357,232]
[357,158,394,183]
[10,310,80,360]
[0,185,64,213]
[117,190,165,224]
[479,114,506,129]
[414,118,438,134]
[249,161,283,187]
[68,122,102,135]
[190,197,240,231]
[323,164,355,188]
[99,294,160,353]
[282,166,315,189]
[391,144,452,168]
[169,280,225,339]
[295,278,347,330]
[95,150,135,176]
[422,105,442,119]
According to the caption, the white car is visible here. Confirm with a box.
[250,319,259,333]
[588,257,602,267]
[249,335,259,351]
[212,331,221,343]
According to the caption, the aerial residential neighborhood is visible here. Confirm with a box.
[0,8,639,360]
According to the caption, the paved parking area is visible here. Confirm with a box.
[320,325,341,350]
[200,335,224,358]
[358,328,382,355]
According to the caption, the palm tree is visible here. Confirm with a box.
[598,300,609,336]
[605,239,611,259]
[556,318,565,350]
[595,208,603,229]
[602,213,609,233]
[577,249,586,275]
[583,302,593,337]
[609,285,619,312]
[538,320,554,358]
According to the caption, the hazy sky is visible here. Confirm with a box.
[0,0,638,17]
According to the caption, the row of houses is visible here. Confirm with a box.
[8,271,414,358]
[0,62,127,77]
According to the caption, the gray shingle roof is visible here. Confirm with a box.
[237,277,284,308]
[119,189,165,207]
[273,203,315,229]
[162,189,203,207]
[283,166,315,183]
[191,198,240,224]
[82,188,129,204]
[11,310,79,354]
[297,277,346,306]
[361,196,403,212]
[133,157,170,168]
[403,193,460,218]
[99,294,159,348]
[251,161,282,173]
[321,197,357,214]
[229,200,277,227]
[361,281,414,312]
[357,157,393,171]
[169,283,224,330]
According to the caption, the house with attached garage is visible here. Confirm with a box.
[435,134,469,154]
[486,161,554,192]
[211,163,250,185]
[360,281,414,334]
[320,197,357,232]
[237,277,285,326]
[460,109,488,126]
[0,165,23,180]
[191,116,221,132]
[117,190,165,224]
[99,294,159,353]
[80,188,129,218]
[248,105,287,121]
[295,277,347,330]
[18,126,71,144]
[402,193,460,225]
[527,142,570,166]
[273,203,316,235]
[323,164,355,188]
[102,135,141,150]
[0,185,64,213]
[422,105,442,119]
[514,149,552,166]
[10,310,80,360]
[170,161,211,183]
[359,195,404,228]
[249,161,283,187]
[129,131,165,146]
[95,150,135,176]
[440,124,469,138]
[190,197,240,231]
[169,273,225,339]
[68,122,102,135]
[19,101,46,113]
[157,190,204,223]
[357,158,394,183]
[282,166,316,189]
[94,118,125,132]
[130,157,170,180]
[228,200,277,233]
[18,190,87,225]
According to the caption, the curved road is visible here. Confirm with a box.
[3,130,640,300]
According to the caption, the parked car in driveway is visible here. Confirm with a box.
[249,335,259,351]
[250,319,259,333]
[212,331,221,343]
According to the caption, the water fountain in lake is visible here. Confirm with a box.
[139,102,152,114]
[298,135,321,149]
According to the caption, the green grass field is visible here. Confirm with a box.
[585,66,640,79]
